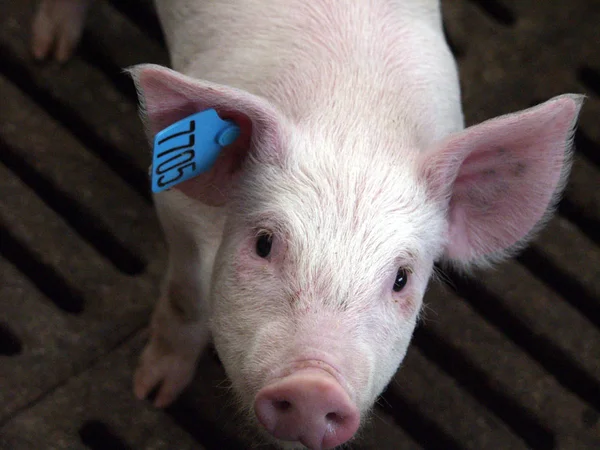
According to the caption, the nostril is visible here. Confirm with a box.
[274,400,292,412]
[325,412,342,424]
[323,408,360,449]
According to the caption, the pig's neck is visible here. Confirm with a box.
[156,0,464,149]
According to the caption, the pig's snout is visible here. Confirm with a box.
[254,369,360,449]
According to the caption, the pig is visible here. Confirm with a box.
[32,0,583,448]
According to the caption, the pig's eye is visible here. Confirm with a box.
[393,268,408,292]
[256,232,273,258]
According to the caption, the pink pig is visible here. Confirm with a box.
[33,0,582,448]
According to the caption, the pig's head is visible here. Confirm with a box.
[131,64,582,449]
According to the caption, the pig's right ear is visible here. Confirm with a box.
[128,64,285,205]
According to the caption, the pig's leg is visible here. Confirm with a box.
[134,194,217,408]
[133,273,209,408]
[32,0,91,62]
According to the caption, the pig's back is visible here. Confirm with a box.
[155,0,463,145]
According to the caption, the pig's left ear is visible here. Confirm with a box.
[420,94,584,268]
[128,64,285,205]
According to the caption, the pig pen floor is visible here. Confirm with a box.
[1,1,600,449]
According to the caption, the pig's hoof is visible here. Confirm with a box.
[133,341,197,408]
[31,0,88,62]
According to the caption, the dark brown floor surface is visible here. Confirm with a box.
[1,1,599,449]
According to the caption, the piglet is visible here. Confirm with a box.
[33,0,583,448]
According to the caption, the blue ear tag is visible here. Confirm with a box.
[150,109,241,193]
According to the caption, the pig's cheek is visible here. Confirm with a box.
[231,247,269,283]
[235,263,271,287]
[394,293,421,318]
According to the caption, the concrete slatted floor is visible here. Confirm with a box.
[1,1,599,449]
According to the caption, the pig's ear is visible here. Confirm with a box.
[421,94,584,269]
[128,64,285,205]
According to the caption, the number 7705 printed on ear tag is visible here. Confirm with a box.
[150,109,241,193]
